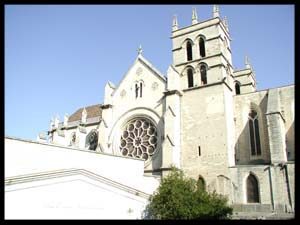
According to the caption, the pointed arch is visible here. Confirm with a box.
[197,175,206,191]
[187,68,194,88]
[70,131,77,146]
[135,83,139,98]
[235,82,241,95]
[248,109,261,156]
[199,63,208,85]
[199,36,206,57]
[86,129,98,151]
[134,80,145,98]
[186,40,193,61]
[140,82,143,97]
[246,173,260,203]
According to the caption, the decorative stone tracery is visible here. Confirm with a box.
[119,118,158,161]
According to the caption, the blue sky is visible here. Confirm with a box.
[5,5,294,140]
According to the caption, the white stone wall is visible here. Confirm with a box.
[100,56,167,172]
[6,173,149,219]
[180,84,232,193]
[5,137,159,193]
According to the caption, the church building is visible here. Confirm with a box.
[6,5,294,219]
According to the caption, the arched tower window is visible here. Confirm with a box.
[235,82,241,95]
[186,41,193,61]
[187,68,194,88]
[246,174,259,203]
[199,37,206,58]
[248,110,261,156]
[200,64,207,85]
[197,176,206,191]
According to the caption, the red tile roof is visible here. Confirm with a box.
[68,104,102,122]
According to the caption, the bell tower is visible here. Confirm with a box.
[165,5,236,196]
[171,6,234,90]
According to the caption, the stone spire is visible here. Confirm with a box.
[223,16,229,31]
[81,107,87,124]
[137,44,143,55]
[172,14,178,31]
[54,115,60,128]
[192,8,198,25]
[245,55,251,69]
[64,113,69,127]
[213,5,220,18]
[50,117,55,130]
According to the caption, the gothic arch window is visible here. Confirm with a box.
[199,37,206,57]
[235,82,241,95]
[200,64,207,85]
[135,81,143,98]
[70,132,76,146]
[246,173,260,203]
[197,176,206,191]
[86,130,98,151]
[186,41,193,61]
[248,110,261,156]
[135,83,139,98]
[140,82,143,97]
[187,68,194,88]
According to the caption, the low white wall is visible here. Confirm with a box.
[5,173,148,219]
[5,137,159,193]
[5,137,160,219]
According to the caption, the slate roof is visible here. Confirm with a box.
[68,104,102,122]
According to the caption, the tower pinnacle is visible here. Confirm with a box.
[213,5,220,18]
[172,14,178,31]
[245,55,251,69]
[192,8,198,25]
[137,44,143,55]
[223,16,229,31]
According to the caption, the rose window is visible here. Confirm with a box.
[120,118,158,161]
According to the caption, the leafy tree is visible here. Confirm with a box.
[143,167,233,219]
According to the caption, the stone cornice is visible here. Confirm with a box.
[174,52,234,71]
[183,77,232,92]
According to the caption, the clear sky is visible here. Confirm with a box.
[5,5,294,140]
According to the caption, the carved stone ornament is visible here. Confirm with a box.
[119,118,158,162]
[152,82,158,90]
[136,67,143,76]
[120,89,126,97]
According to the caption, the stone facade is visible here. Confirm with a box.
[44,6,294,218]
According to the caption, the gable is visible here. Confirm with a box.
[111,55,167,103]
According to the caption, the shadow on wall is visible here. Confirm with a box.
[150,115,164,176]
[234,93,271,165]
[150,97,166,176]
[286,121,294,161]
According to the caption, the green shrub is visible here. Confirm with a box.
[143,167,233,219]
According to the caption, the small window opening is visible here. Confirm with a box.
[187,41,193,61]
[187,68,194,88]
[198,146,201,156]
[135,83,139,98]
[199,37,206,57]
[140,82,142,97]
[200,65,207,85]
[235,82,241,95]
